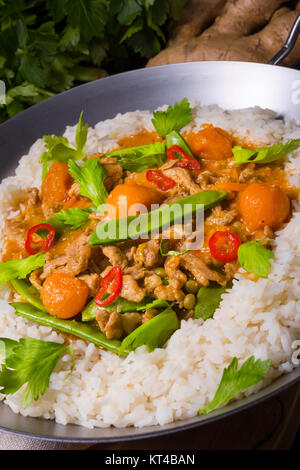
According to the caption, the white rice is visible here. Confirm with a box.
[0,103,299,428]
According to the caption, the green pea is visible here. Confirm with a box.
[184,280,199,294]
[232,221,243,231]
[153,267,167,278]
[183,293,196,310]
[211,257,224,269]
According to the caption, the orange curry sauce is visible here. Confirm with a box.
[2,126,296,263]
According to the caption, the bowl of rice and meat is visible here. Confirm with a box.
[0,62,299,441]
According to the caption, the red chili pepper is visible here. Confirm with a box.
[25,223,56,255]
[166,145,186,161]
[208,231,242,263]
[166,145,200,171]
[146,170,175,191]
[95,265,123,307]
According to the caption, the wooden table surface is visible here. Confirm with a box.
[88,382,300,450]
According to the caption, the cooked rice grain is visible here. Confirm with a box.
[0,104,299,428]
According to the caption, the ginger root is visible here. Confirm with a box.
[148,0,300,67]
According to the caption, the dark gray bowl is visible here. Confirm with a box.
[0,62,299,442]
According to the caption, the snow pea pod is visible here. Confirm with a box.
[89,190,227,245]
[166,130,194,157]
[11,302,128,356]
[11,279,47,312]
[81,296,154,322]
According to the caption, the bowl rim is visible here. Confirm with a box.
[0,61,299,442]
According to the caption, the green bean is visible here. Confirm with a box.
[89,190,227,245]
[11,302,129,356]
[184,280,199,294]
[183,293,196,310]
[11,279,47,312]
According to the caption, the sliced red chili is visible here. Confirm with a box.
[146,170,175,191]
[177,154,201,171]
[166,145,187,161]
[208,231,241,263]
[25,223,56,255]
[166,145,200,171]
[95,265,123,307]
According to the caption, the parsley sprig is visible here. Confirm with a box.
[0,253,46,285]
[0,1,186,122]
[68,158,108,207]
[40,111,88,177]
[233,139,300,165]
[199,356,271,414]
[54,206,94,231]
[152,98,192,138]
[0,337,74,408]
[238,240,275,278]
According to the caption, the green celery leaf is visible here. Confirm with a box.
[0,253,45,285]
[40,112,88,166]
[148,0,169,26]
[238,240,275,278]
[40,135,79,162]
[19,54,45,88]
[119,306,179,355]
[0,337,73,408]
[7,101,24,118]
[109,0,123,15]
[90,40,107,66]
[117,0,142,25]
[63,0,108,40]
[233,139,300,165]
[75,111,89,154]
[107,142,166,172]
[16,18,28,48]
[120,16,143,43]
[46,0,66,22]
[0,338,18,361]
[194,285,227,320]
[126,28,161,58]
[68,158,108,206]
[6,82,53,101]
[167,0,187,20]
[199,356,271,414]
[59,26,81,50]
[54,206,94,230]
[152,98,192,138]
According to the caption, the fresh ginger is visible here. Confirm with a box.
[148,0,300,67]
